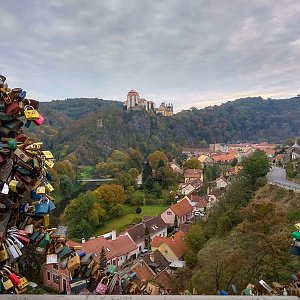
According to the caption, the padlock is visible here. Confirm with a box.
[36,186,46,194]
[8,88,22,101]
[5,239,21,263]
[24,105,39,120]
[45,182,54,192]
[8,235,24,250]
[44,160,54,168]
[46,253,58,264]
[17,276,29,290]
[14,148,32,163]
[44,214,50,227]
[5,101,20,116]
[42,150,53,159]
[33,113,44,126]
[0,243,9,262]
[38,232,50,248]
[24,224,34,234]
[2,274,14,290]
[3,267,21,286]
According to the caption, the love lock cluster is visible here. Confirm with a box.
[0,76,126,296]
[0,75,56,294]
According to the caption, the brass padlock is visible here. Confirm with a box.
[0,243,9,262]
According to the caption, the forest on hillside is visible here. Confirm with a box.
[28,96,300,164]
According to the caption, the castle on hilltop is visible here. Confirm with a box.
[123,90,173,116]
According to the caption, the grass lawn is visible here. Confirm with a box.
[93,204,168,236]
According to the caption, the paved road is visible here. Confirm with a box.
[267,166,300,192]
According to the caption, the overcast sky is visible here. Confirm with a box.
[1,0,299,112]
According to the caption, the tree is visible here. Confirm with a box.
[95,184,126,205]
[155,165,177,188]
[185,224,206,252]
[183,158,202,170]
[148,150,168,172]
[231,157,238,167]
[126,148,143,171]
[63,191,106,239]
[142,160,152,187]
[286,161,297,178]
[99,246,107,270]
[241,150,269,182]
[185,249,198,268]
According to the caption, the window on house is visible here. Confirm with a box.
[167,212,172,215]
[164,250,168,254]
[62,278,67,292]
[47,271,51,281]
[53,264,58,270]
[52,274,60,285]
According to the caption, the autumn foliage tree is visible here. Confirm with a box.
[94,184,126,205]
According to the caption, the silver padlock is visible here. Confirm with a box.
[5,238,20,263]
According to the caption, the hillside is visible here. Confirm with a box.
[30,96,300,164]
[172,184,300,294]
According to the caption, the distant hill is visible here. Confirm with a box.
[32,96,300,164]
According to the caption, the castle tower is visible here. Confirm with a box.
[126,90,140,109]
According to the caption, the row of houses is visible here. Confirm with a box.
[182,142,279,165]
[43,188,224,294]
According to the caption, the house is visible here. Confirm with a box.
[184,169,203,183]
[155,102,174,116]
[168,161,182,174]
[188,195,208,213]
[179,183,195,196]
[43,263,70,293]
[198,154,214,166]
[211,153,236,163]
[215,176,228,189]
[143,250,170,274]
[153,268,173,293]
[125,216,168,252]
[161,197,194,226]
[179,178,203,196]
[154,230,186,262]
[182,147,209,158]
[209,143,228,153]
[131,260,156,284]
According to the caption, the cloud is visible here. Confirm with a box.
[0,0,299,110]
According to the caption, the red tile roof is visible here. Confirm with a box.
[67,235,137,261]
[131,260,155,282]
[110,235,137,256]
[170,198,193,217]
[154,269,173,290]
[212,153,236,162]
[184,169,202,178]
[152,236,168,248]
[164,230,186,259]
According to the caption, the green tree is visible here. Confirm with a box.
[63,191,106,239]
[286,161,297,178]
[185,224,206,252]
[185,249,198,268]
[100,246,107,270]
[241,150,269,182]
[183,158,202,170]
[142,160,152,187]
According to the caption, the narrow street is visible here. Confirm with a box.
[267,166,300,192]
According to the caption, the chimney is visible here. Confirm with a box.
[207,186,210,195]
[112,230,117,241]
[81,238,85,244]
[150,251,155,262]
[171,235,175,242]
